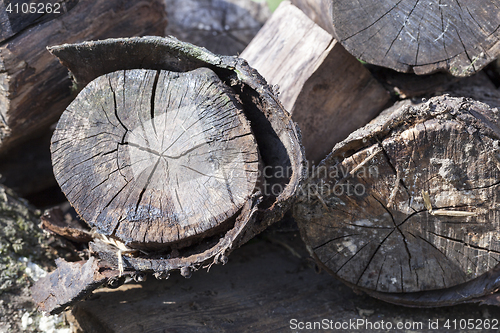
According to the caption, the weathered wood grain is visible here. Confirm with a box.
[0,0,166,153]
[240,1,390,163]
[295,95,500,302]
[51,67,260,248]
[329,0,500,76]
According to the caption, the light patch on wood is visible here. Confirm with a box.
[342,240,357,255]
[422,189,477,217]
[350,146,383,176]
[386,168,401,208]
[353,219,373,227]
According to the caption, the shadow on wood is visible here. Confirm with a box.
[0,0,166,153]
[241,1,390,164]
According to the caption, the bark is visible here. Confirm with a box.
[240,1,390,164]
[40,207,92,243]
[31,257,121,315]
[294,95,500,306]
[0,0,166,153]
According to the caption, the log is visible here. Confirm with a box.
[240,1,390,164]
[290,0,333,35]
[32,36,305,314]
[290,1,488,99]
[164,0,270,56]
[327,0,500,76]
[294,95,500,306]
[51,67,261,248]
[66,228,500,332]
[0,0,166,153]
[290,1,497,99]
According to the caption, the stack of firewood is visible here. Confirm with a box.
[3,0,500,331]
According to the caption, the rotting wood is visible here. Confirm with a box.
[0,0,166,153]
[240,1,390,164]
[32,36,305,315]
[294,95,500,306]
[327,0,500,76]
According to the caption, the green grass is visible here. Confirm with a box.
[252,0,285,12]
[266,0,284,12]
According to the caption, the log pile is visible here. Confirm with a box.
[1,0,500,329]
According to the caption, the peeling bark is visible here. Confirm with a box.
[32,36,305,314]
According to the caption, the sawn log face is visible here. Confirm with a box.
[295,95,500,295]
[329,0,500,76]
[51,68,260,248]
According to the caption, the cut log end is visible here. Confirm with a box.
[51,67,261,249]
[330,0,500,76]
[295,95,500,296]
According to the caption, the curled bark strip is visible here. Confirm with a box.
[31,257,126,315]
[40,207,92,243]
[32,36,305,314]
